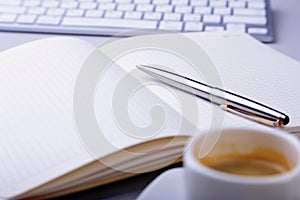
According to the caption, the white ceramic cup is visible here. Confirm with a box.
[183,128,300,200]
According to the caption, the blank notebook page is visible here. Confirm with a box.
[0,37,96,198]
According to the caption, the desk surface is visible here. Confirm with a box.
[0,0,299,199]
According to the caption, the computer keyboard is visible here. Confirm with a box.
[0,0,274,42]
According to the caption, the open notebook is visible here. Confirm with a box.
[1,32,300,199]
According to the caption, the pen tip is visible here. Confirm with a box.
[136,64,151,75]
[282,115,290,125]
[136,64,155,74]
[136,64,149,68]
[136,64,147,70]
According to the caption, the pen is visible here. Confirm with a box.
[137,64,290,127]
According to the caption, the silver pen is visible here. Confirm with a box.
[137,64,290,127]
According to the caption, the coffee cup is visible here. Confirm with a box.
[183,128,300,200]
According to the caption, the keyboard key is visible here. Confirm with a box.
[124,11,142,19]
[27,7,46,15]
[144,12,162,20]
[0,5,26,14]
[155,5,173,12]
[62,17,158,29]
[209,1,226,7]
[159,21,183,30]
[248,1,266,9]
[171,0,189,5]
[136,4,154,11]
[41,1,59,8]
[23,0,41,7]
[234,8,266,16]
[163,13,181,21]
[47,8,65,16]
[0,13,16,23]
[183,14,201,21]
[17,14,37,24]
[66,9,85,17]
[248,27,268,34]
[228,1,245,8]
[226,23,246,32]
[190,0,207,6]
[37,16,61,25]
[115,0,132,3]
[95,0,114,2]
[60,2,78,9]
[223,15,267,25]
[0,0,21,6]
[152,0,170,4]
[98,3,116,10]
[80,2,97,9]
[105,11,123,18]
[184,22,203,31]
[174,5,192,13]
[85,10,104,17]
[96,0,114,2]
[205,25,224,31]
[134,0,151,3]
[117,3,135,11]
[203,14,221,23]
[214,7,231,15]
[194,6,212,14]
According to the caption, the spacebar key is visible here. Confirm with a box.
[62,17,158,29]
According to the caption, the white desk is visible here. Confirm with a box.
[0,0,299,199]
[267,0,300,62]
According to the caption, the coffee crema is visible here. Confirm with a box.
[200,148,291,176]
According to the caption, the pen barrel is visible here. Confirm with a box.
[136,64,289,127]
[210,88,289,127]
[177,79,289,127]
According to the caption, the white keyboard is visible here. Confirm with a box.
[0,0,274,42]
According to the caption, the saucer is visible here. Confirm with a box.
[137,168,186,200]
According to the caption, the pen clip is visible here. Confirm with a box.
[221,104,284,127]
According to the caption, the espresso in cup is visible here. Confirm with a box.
[200,147,291,176]
[184,128,300,200]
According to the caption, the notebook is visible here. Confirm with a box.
[1,31,300,199]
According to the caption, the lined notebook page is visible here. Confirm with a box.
[0,37,96,198]
[188,32,300,128]
[94,46,215,149]
[95,31,297,152]
[94,31,300,153]
[0,35,205,199]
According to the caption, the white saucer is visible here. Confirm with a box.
[137,168,186,200]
